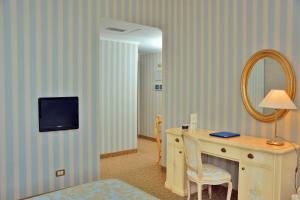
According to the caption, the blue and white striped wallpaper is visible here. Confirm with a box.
[0,0,100,199]
[139,52,162,138]
[1,0,300,198]
[99,39,138,154]
[98,0,300,189]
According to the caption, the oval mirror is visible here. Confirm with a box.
[240,49,296,122]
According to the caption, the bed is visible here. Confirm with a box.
[30,179,159,200]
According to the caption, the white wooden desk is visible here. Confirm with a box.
[165,128,298,200]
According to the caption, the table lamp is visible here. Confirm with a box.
[259,90,297,146]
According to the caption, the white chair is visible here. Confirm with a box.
[182,133,232,200]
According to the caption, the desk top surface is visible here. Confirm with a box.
[166,128,298,154]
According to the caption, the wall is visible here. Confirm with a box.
[264,58,286,93]
[98,0,300,189]
[139,52,162,138]
[264,58,286,114]
[1,0,300,198]
[248,59,264,113]
[99,39,138,154]
[0,0,100,199]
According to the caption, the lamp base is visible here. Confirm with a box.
[266,138,284,146]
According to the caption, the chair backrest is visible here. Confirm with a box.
[182,133,203,177]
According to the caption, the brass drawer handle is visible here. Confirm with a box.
[242,167,245,171]
[247,153,254,159]
[221,148,226,153]
[175,138,180,143]
[179,151,182,154]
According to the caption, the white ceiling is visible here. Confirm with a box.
[100,18,162,54]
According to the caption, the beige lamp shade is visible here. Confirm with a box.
[259,90,297,110]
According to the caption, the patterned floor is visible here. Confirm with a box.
[100,138,237,200]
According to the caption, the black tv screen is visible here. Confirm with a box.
[38,97,79,132]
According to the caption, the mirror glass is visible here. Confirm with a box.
[247,57,286,115]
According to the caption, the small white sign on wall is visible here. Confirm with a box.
[155,64,162,81]
[154,64,162,91]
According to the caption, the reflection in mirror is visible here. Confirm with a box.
[247,57,286,115]
[241,49,296,122]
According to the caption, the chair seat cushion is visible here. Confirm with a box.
[187,164,231,182]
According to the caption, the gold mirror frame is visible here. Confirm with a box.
[240,49,296,122]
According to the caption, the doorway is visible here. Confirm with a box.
[99,18,163,166]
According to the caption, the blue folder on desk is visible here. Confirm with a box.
[209,132,240,138]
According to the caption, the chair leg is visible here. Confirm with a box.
[197,183,202,200]
[187,180,191,200]
[226,181,232,200]
[208,185,212,199]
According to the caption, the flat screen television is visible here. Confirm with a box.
[38,97,79,132]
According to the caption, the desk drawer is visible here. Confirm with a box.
[198,140,240,161]
[240,149,274,168]
[168,135,183,147]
